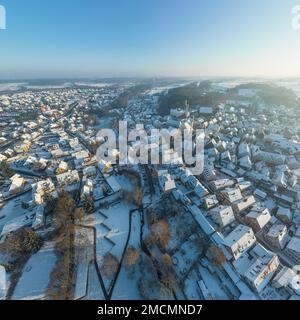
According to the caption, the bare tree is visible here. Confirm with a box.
[160,253,179,292]
[124,246,140,271]
[44,193,56,212]
[162,253,173,267]
[123,186,143,207]
[133,186,143,207]
[84,195,95,214]
[209,245,227,267]
[101,253,119,278]
[54,191,75,230]
[47,191,77,300]
[151,219,170,249]
[74,207,85,222]
[161,269,179,292]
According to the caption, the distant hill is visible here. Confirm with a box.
[110,83,153,109]
[229,82,299,107]
[158,81,226,116]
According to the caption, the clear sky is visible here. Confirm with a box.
[0,0,299,79]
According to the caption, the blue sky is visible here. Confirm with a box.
[0,0,299,78]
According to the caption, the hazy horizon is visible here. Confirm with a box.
[1,76,300,81]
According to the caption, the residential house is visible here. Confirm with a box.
[286,237,300,263]
[210,205,235,228]
[232,196,256,214]
[244,208,271,232]
[243,244,279,293]
[9,174,26,195]
[266,224,288,250]
[224,224,256,260]
[276,207,293,224]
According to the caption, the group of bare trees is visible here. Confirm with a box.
[124,245,140,276]
[123,186,143,207]
[53,190,76,230]
[0,160,13,178]
[5,228,43,256]
[137,254,173,300]
[121,169,144,207]
[47,191,84,300]
[2,228,43,299]
[140,216,182,297]
[43,193,56,213]
[147,197,178,226]
[160,253,180,293]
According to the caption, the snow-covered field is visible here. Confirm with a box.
[74,227,94,300]
[75,82,113,88]
[111,211,142,300]
[82,263,106,300]
[12,242,57,300]
[25,83,73,90]
[100,202,135,261]
[81,200,136,293]
[0,83,27,92]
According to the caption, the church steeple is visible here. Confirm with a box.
[185,99,190,118]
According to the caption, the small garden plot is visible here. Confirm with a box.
[197,265,230,300]
[184,270,203,300]
[0,192,33,232]
[168,212,198,250]
[172,240,201,278]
